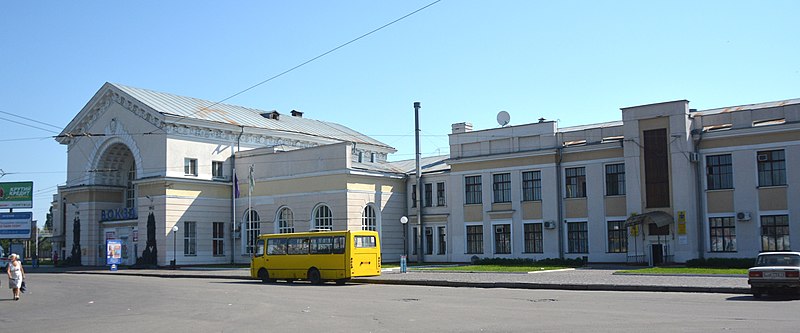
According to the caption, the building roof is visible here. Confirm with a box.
[694,98,800,115]
[388,155,450,174]
[110,83,392,149]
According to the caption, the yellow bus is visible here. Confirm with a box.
[250,230,381,284]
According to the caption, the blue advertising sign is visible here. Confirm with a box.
[0,212,32,239]
[106,239,123,266]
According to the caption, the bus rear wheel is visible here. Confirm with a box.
[258,268,274,283]
[307,268,322,285]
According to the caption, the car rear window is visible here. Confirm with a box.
[756,254,800,267]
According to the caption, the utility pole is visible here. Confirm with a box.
[414,102,423,264]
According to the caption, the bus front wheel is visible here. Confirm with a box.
[258,268,274,283]
[307,268,322,285]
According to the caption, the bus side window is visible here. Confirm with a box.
[311,237,333,254]
[267,238,287,255]
[332,236,345,254]
[255,239,266,256]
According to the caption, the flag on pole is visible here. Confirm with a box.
[249,164,255,193]
[234,173,240,198]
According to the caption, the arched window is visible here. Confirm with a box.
[125,164,136,209]
[313,205,333,231]
[277,207,294,234]
[362,205,377,231]
[244,210,260,254]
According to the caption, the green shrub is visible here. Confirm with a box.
[472,257,584,267]
[685,257,754,269]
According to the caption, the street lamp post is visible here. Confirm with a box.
[171,225,179,269]
[400,216,408,273]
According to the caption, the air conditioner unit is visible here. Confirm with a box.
[689,152,700,163]
[543,221,556,229]
[757,153,769,162]
[736,212,751,221]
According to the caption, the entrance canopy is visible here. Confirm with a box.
[624,211,673,228]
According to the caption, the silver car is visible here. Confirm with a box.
[748,252,800,297]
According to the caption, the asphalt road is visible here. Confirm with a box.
[2,274,798,332]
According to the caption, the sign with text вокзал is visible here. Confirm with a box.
[0,212,32,239]
[0,181,33,209]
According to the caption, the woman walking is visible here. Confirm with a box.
[7,253,25,300]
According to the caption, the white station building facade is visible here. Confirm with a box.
[50,83,800,266]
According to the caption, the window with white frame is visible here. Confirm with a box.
[466,225,483,254]
[757,150,786,187]
[424,183,433,207]
[607,221,626,253]
[313,205,333,231]
[565,167,586,198]
[709,217,736,252]
[361,205,377,231]
[523,223,543,253]
[183,221,196,256]
[465,175,482,204]
[493,173,511,203]
[522,171,541,201]
[184,158,198,176]
[436,182,446,206]
[605,164,625,196]
[212,222,224,256]
[706,154,733,190]
[244,210,260,254]
[567,222,588,253]
[125,165,136,209]
[494,224,511,254]
[425,227,433,255]
[437,226,446,255]
[412,227,418,255]
[278,207,294,233]
[412,184,417,208]
[212,161,224,179]
[761,215,789,251]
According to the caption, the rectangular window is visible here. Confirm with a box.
[183,221,196,256]
[706,154,733,190]
[567,222,588,253]
[607,221,627,253]
[466,225,483,254]
[522,171,542,201]
[412,227,418,255]
[605,164,626,196]
[709,217,736,252]
[424,227,433,255]
[310,237,333,254]
[643,129,670,207]
[523,223,543,253]
[424,183,433,207]
[184,158,198,176]
[757,150,786,187]
[436,182,446,206]
[287,238,310,255]
[212,222,224,256]
[255,239,265,257]
[761,215,790,251]
[354,235,377,248]
[332,236,345,254]
[492,173,511,203]
[370,153,376,163]
[212,161,224,179]
[565,167,586,198]
[267,238,287,255]
[494,224,511,254]
[437,226,446,255]
[465,175,482,204]
[412,185,417,208]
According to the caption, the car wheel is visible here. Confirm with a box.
[258,268,273,283]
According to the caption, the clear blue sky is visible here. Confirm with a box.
[1,1,798,226]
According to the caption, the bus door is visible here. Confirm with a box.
[351,234,379,277]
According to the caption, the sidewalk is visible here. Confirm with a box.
[24,265,751,294]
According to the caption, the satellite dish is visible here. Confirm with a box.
[497,111,510,127]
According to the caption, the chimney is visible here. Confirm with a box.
[451,122,473,134]
[260,111,280,120]
[291,110,304,118]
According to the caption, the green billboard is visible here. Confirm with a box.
[0,182,33,209]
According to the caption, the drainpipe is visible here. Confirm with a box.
[556,140,565,259]
[231,126,244,264]
[692,127,705,259]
